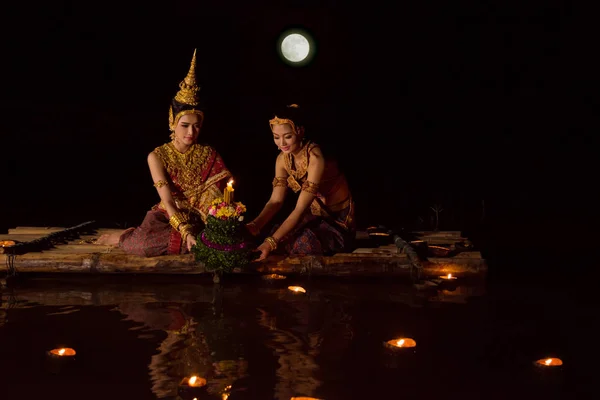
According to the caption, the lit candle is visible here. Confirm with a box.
[221,385,232,400]
[185,375,207,387]
[224,179,234,204]
[534,358,563,367]
[440,273,458,280]
[291,397,324,400]
[288,286,306,293]
[384,337,417,349]
[49,347,76,357]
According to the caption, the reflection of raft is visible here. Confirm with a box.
[0,224,487,278]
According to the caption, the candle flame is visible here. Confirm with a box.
[386,338,416,349]
[447,274,452,279]
[227,179,234,187]
[189,376,198,385]
[288,286,306,293]
[58,348,65,355]
[545,359,552,365]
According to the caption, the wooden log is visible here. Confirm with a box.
[35,244,127,254]
[0,250,486,277]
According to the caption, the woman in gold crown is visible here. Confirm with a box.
[96,50,232,256]
[247,104,355,261]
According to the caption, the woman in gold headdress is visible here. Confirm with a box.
[96,50,232,256]
[246,104,355,261]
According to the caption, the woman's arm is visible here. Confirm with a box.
[254,147,325,261]
[148,152,196,250]
[271,147,325,241]
[247,154,288,234]
[148,152,179,217]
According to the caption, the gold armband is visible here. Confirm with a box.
[301,180,319,195]
[272,177,288,188]
[154,180,169,189]
[169,212,188,231]
[264,236,278,251]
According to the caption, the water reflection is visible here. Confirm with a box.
[0,275,573,400]
[114,285,249,399]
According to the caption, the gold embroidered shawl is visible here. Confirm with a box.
[154,142,231,222]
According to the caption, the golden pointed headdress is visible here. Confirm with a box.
[169,49,204,132]
[175,49,200,106]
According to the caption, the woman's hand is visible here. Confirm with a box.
[186,234,197,252]
[245,222,260,237]
[253,241,272,262]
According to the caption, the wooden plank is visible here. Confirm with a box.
[8,227,66,235]
[5,228,124,237]
[0,234,48,241]
[415,231,463,237]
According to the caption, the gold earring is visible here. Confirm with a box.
[170,132,175,141]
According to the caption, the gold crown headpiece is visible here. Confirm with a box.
[169,49,204,131]
[269,104,300,135]
[175,49,200,106]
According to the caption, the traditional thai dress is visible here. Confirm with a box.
[119,142,231,256]
[275,140,355,255]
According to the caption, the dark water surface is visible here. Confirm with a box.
[0,271,580,400]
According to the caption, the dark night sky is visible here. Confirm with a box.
[2,1,593,258]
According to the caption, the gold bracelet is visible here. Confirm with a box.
[264,236,278,251]
[179,223,193,242]
[246,221,260,236]
[169,212,188,231]
[154,180,169,189]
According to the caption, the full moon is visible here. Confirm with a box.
[281,33,310,63]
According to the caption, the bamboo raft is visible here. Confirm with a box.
[0,223,487,279]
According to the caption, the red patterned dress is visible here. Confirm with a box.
[119,142,231,256]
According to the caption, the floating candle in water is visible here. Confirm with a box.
[221,385,232,400]
[384,337,417,349]
[288,286,306,293]
[535,358,563,367]
[262,274,287,280]
[49,348,76,356]
[291,397,324,400]
[184,375,207,387]
[440,273,458,280]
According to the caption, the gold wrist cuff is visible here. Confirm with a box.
[179,223,193,242]
[264,236,278,251]
[169,212,188,231]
